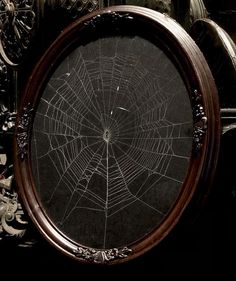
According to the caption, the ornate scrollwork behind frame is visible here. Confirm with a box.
[0,55,31,243]
[0,0,36,66]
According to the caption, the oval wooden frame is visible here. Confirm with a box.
[190,18,236,109]
[14,5,221,265]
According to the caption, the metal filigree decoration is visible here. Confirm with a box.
[0,104,16,131]
[0,187,28,239]
[16,103,33,160]
[0,0,36,66]
[74,246,132,264]
[192,89,207,153]
[58,0,99,18]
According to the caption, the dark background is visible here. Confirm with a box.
[1,0,236,278]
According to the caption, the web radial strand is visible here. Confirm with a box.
[31,35,193,249]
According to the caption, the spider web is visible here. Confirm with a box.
[31,35,193,249]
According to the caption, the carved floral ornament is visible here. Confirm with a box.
[192,89,207,153]
[73,246,132,264]
[0,0,36,65]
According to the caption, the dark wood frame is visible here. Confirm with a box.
[190,18,236,134]
[13,5,221,265]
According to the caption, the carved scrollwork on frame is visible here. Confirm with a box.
[73,245,132,264]
[16,103,33,160]
[192,89,207,153]
[0,0,36,66]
